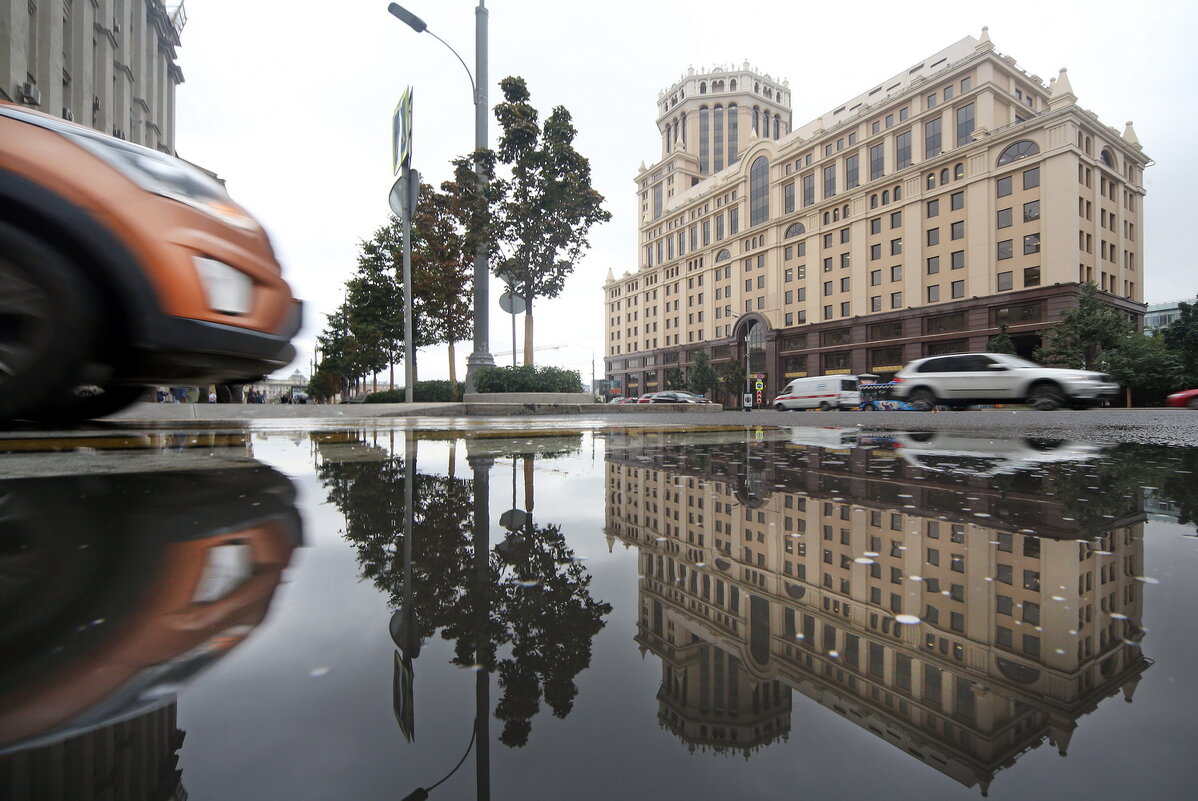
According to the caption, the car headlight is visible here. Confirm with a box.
[60,127,261,231]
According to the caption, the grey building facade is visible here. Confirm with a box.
[1,0,185,152]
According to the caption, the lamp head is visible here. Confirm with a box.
[388,3,428,33]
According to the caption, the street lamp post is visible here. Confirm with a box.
[388,2,494,394]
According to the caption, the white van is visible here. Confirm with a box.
[772,375,861,411]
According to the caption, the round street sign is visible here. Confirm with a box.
[499,290,527,315]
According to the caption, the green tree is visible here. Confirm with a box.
[345,239,404,389]
[412,181,473,392]
[1036,282,1134,369]
[314,306,371,400]
[687,350,718,396]
[665,367,684,390]
[1103,333,1183,405]
[716,359,747,404]
[1161,295,1198,384]
[988,322,1017,354]
[491,76,611,365]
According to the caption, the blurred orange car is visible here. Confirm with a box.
[0,102,301,422]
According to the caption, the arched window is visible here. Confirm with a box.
[730,79,737,91]
[715,248,732,262]
[882,189,890,205]
[727,103,738,165]
[754,81,760,93]
[823,211,830,225]
[1101,148,1116,168]
[870,194,878,208]
[940,168,950,185]
[893,184,902,201]
[749,156,770,226]
[753,106,760,134]
[953,162,965,180]
[833,208,840,221]
[842,204,849,218]
[927,173,936,189]
[700,81,707,95]
[997,140,1039,166]
[784,222,806,238]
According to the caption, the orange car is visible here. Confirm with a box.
[0,102,301,422]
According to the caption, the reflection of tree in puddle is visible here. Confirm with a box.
[317,437,610,748]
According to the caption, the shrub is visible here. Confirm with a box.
[473,365,584,393]
[364,380,462,403]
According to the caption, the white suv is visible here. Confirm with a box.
[891,353,1119,410]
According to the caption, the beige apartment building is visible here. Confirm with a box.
[604,30,1149,402]
[1,0,185,151]
[604,428,1149,792]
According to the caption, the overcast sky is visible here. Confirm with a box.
[174,0,1197,383]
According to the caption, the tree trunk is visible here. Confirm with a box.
[389,362,395,392]
[373,373,378,393]
[524,296,535,366]
[448,340,458,393]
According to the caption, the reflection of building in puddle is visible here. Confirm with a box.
[0,466,302,797]
[606,430,1150,793]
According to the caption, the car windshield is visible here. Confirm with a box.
[992,354,1041,369]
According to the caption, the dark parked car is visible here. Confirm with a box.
[637,391,711,404]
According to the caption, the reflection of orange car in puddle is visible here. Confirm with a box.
[0,466,302,762]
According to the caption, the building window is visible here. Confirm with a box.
[997,271,1013,291]
[870,296,882,312]
[927,198,940,218]
[870,143,885,180]
[802,173,815,207]
[927,228,940,246]
[951,221,964,240]
[955,103,975,146]
[870,217,882,235]
[784,181,795,214]
[951,280,964,298]
[927,256,940,274]
[890,238,902,255]
[1024,266,1041,287]
[699,107,710,174]
[924,118,942,158]
[890,211,902,229]
[950,191,964,211]
[997,140,1039,166]
[951,250,964,269]
[997,239,1013,260]
[749,156,770,226]
[1023,200,1040,222]
[1024,233,1041,254]
[846,154,860,189]
[927,285,940,302]
[784,221,806,239]
[870,244,882,261]
[896,130,912,169]
[1023,166,1041,190]
[997,208,1013,229]
[823,164,837,198]
[890,292,902,308]
[997,176,1013,197]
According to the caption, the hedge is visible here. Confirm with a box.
[473,365,584,393]
[364,380,462,403]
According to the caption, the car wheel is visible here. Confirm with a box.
[1188,398,1198,410]
[1027,382,1065,411]
[819,401,832,411]
[774,403,785,411]
[0,222,98,423]
[32,385,146,424]
[862,404,875,411]
[907,388,937,412]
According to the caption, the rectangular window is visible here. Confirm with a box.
[997,208,1013,229]
[870,143,885,180]
[896,130,912,169]
[927,92,938,109]
[997,175,1013,197]
[802,174,815,207]
[997,239,1013,260]
[1024,266,1041,287]
[729,207,739,234]
[951,279,964,298]
[956,103,974,145]
[870,295,882,312]
[924,118,942,157]
[1024,233,1041,254]
[950,191,964,211]
[890,238,902,256]
[890,292,902,308]
[823,164,837,198]
[951,250,965,269]
[846,154,860,189]
[1024,166,1040,189]
[716,214,725,241]
[1024,200,1040,222]
[840,252,851,268]
[870,269,882,286]
[703,220,710,246]
[927,255,940,274]
[927,285,940,302]
[950,221,964,240]
[840,276,851,292]
[997,271,1013,291]
[927,228,940,246]
[870,217,882,235]
[890,264,902,282]
[784,182,795,214]
[927,198,940,218]
[870,243,882,261]
[890,211,902,229]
